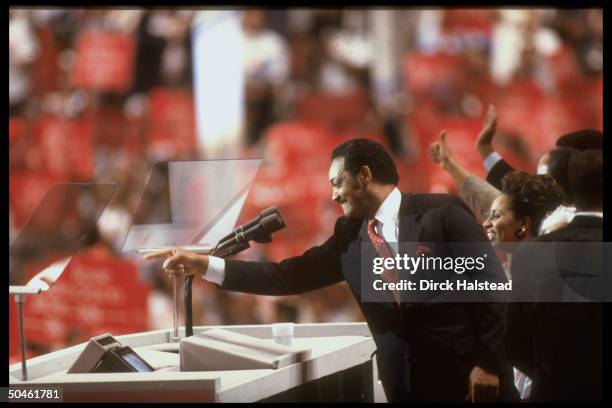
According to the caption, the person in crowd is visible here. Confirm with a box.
[474,107,602,190]
[429,120,565,401]
[429,129,564,271]
[428,105,502,222]
[145,138,518,402]
[484,172,563,271]
[505,149,603,402]
[535,146,578,235]
[242,9,289,146]
[430,105,588,235]
[132,10,193,94]
[9,9,39,116]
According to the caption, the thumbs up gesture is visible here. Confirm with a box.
[428,130,452,169]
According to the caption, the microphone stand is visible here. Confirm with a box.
[183,241,251,338]
[183,275,195,337]
[181,209,284,339]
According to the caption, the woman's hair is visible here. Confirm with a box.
[501,171,565,235]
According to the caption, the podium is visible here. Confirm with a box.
[8,323,384,402]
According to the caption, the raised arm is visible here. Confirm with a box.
[143,218,351,296]
[475,104,498,160]
[429,115,502,222]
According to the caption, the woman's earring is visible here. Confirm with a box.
[515,226,526,240]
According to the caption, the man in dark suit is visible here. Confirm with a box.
[146,138,518,402]
[474,105,603,189]
[505,149,603,402]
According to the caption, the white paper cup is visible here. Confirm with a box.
[271,323,294,346]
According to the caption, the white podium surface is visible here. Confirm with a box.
[8,323,378,402]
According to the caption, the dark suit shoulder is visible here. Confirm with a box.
[333,215,363,240]
[404,192,463,208]
[403,193,473,218]
[534,216,602,243]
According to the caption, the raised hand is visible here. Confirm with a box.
[475,104,498,159]
[428,130,452,168]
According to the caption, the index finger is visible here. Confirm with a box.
[143,249,175,260]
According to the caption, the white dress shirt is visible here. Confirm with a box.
[538,205,576,235]
[204,187,403,285]
[370,187,401,255]
[483,151,503,172]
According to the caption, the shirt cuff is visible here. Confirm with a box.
[203,256,226,285]
[483,151,502,172]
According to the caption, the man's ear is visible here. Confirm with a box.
[359,165,373,184]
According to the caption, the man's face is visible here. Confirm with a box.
[328,157,367,218]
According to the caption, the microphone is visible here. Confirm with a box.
[217,206,280,247]
[215,212,286,253]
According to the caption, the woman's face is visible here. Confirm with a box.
[483,194,529,251]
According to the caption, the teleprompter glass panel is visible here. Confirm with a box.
[9,183,117,290]
[121,159,262,253]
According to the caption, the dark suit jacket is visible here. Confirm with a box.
[505,216,603,402]
[486,158,514,190]
[221,193,518,402]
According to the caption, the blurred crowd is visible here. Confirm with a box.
[9,8,602,358]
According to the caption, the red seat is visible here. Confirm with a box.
[442,9,494,34]
[534,97,597,157]
[403,52,466,99]
[9,117,27,144]
[147,88,197,159]
[548,45,584,95]
[491,79,544,156]
[296,91,370,130]
[71,30,135,92]
[31,115,95,181]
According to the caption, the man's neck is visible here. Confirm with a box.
[367,184,396,219]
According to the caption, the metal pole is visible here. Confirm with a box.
[15,294,27,381]
[171,275,180,342]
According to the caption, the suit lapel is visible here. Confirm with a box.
[399,193,422,243]
[358,193,422,244]
[357,194,425,309]
[398,194,423,305]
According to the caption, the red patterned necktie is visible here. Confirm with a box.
[367,219,401,305]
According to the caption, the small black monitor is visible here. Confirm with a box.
[114,347,154,373]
